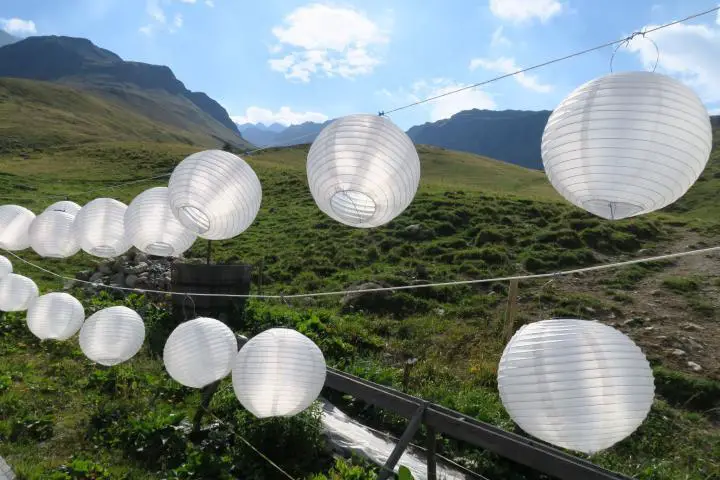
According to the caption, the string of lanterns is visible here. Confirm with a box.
[0,70,714,453]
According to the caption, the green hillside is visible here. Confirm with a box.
[0,84,719,479]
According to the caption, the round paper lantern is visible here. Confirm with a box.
[163,317,237,388]
[307,114,421,228]
[0,205,35,251]
[232,328,326,418]
[26,292,85,341]
[79,306,145,366]
[0,254,12,280]
[73,198,131,258]
[498,319,655,454]
[167,150,262,240]
[542,71,712,220]
[125,187,197,257]
[28,211,81,258]
[0,273,39,311]
[44,200,82,217]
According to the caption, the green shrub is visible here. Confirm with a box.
[10,415,54,443]
[535,228,583,249]
[48,458,112,479]
[311,458,378,480]
[653,367,720,414]
[662,276,701,293]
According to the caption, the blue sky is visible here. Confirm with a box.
[1,0,720,129]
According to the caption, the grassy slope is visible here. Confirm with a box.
[0,92,719,478]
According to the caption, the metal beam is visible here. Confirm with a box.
[378,403,427,480]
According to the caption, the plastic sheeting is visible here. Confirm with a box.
[0,456,14,480]
[320,399,472,480]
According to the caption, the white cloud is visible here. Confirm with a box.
[0,18,37,36]
[489,0,564,24]
[383,79,496,122]
[205,0,214,6]
[469,56,553,93]
[491,26,511,48]
[178,0,197,3]
[173,13,183,28]
[626,23,720,103]
[139,24,153,35]
[231,106,329,126]
[709,107,720,115]
[146,0,166,24]
[269,3,390,82]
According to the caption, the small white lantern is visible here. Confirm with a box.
[232,328,326,418]
[498,319,655,454]
[26,292,85,341]
[79,306,145,366]
[73,198,132,258]
[307,114,421,228]
[0,205,36,251]
[168,150,262,240]
[0,273,39,311]
[44,200,82,217]
[163,317,237,388]
[0,254,12,280]
[542,71,713,220]
[125,187,197,257]
[28,211,81,258]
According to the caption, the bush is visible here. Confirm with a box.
[534,228,583,249]
[653,367,720,416]
[662,276,700,293]
[10,415,54,443]
[47,458,112,479]
[311,458,378,480]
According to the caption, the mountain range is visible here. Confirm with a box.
[0,35,247,148]
[0,31,18,48]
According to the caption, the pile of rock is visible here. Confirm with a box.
[69,249,181,294]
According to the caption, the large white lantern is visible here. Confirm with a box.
[0,254,12,280]
[79,306,145,366]
[0,205,35,251]
[44,200,82,217]
[28,211,81,258]
[167,150,262,240]
[498,319,655,454]
[0,273,39,311]
[73,198,132,258]
[232,328,326,418]
[163,317,237,388]
[542,71,713,220]
[125,187,197,257]
[307,114,421,228]
[26,292,85,341]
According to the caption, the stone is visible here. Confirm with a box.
[125,274,139,288]
[623,318,640,326]
[583,306,596,314]
[89,272,105,284]
[113,259,125,272]
[671,349,686,357]
[687,361,702,372]
[680,322,705,331]
[75,270,93,281]
[98,262,113,275]
[110,272,125,286]
[135,252,148,264]
[63,279,77,290]
[644,326,654,331]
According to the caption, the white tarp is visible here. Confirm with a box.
[320,399,472,480]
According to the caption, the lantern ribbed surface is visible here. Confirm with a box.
[307,114,421,228]
[0,273,39,312]
[79,306,145,366]
[44,200,82,217]
[163,317,237,388]
[125,187,197,257]
[498,319,655,454]
[73,198,132,258]
[26,292,85,341]
[542,71,713,220]
[232,328,326,418]
[28,211,81,258]
[0,205,36,251]
[0,254,12,280]
[168,150,262,240]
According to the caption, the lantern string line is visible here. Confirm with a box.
[380,5,720,116]
[3,245,719,299]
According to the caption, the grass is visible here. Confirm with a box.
[0,85,719,479]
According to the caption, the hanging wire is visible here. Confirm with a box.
[609,30,660,73]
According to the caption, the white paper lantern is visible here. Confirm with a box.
[0,254,12,280]
[498,319,655,454]
[168,150,262,240]
[307,114,421,228]
[125,187,197,257]
[26,292,85,341]
[542,71,713,220]
[0,273,39,311]
[28,211,81,258]
[44,200,82,217]
[73,198,132,258]
[163,317,237,388]
[79,306,145,366]
[232,328,326,418]
[0,205,35,251]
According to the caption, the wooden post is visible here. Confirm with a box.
[426,427,437,480]
[378,403,427,480]
[503,279,520,343]
[401,358,418,392]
